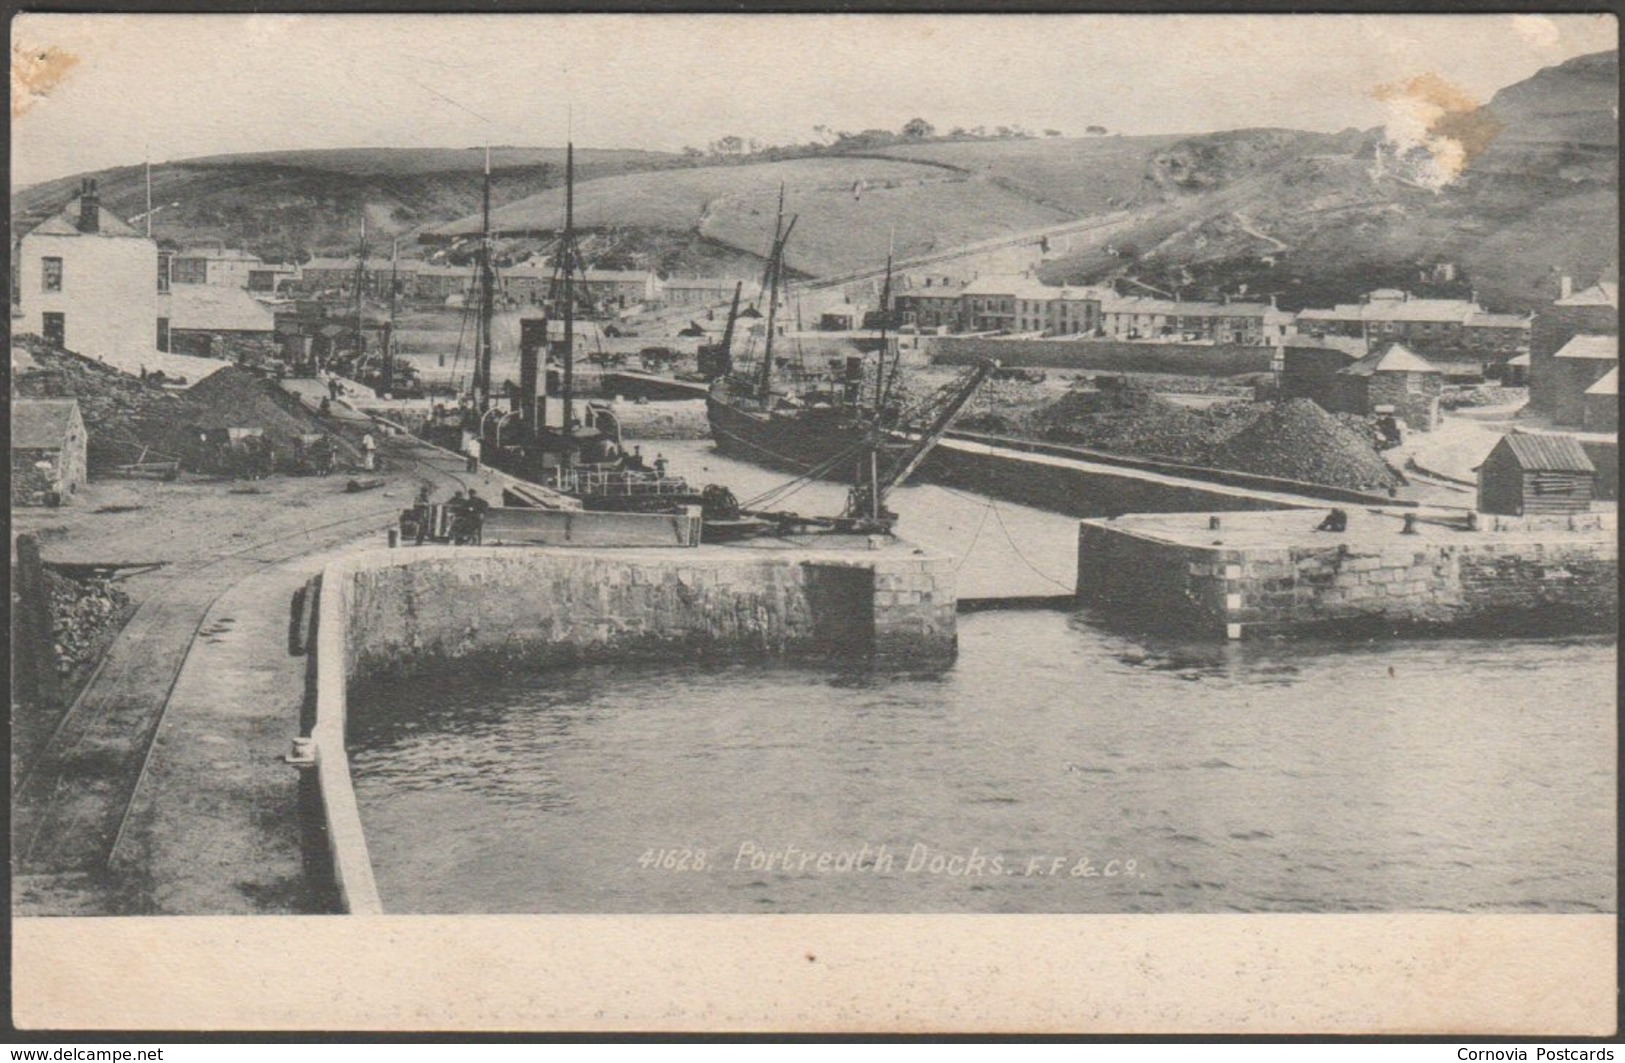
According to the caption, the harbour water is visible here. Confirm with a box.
[348,443,1616,914]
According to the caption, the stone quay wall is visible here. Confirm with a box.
[305,545,957,913]
[341,548,955,682]
[929,336,1274,377]
[1077,519,1618,638]
[921,440,1319,520]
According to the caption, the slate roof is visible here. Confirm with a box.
[12,399,81,449]
[1359,297,1478,324]
[1555,282,1619,308]
[1553,334,1618,361]
[175,247,262,263]
[1465,311,1532,329]
[1339,343,1439,376]
[27,199,144,240]
[167,286,276,332]
[662,277,743,290]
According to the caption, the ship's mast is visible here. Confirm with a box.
[872,253,894,411]
[756,185,788,402]
[477,145,496,410]
[718,281,742,365]
[561,141,576,460]
[353,213,368,365]
[384,238,398,395]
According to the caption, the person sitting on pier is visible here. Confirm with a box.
[1314,508,1348,533]
[446,491,471,545]
[464,488,490,545]
[412,485,434,545]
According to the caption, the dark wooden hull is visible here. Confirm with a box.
[707,394,891,480]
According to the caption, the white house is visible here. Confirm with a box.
[17,179,163,364]
[171,246,264,288]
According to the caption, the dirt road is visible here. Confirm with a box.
[10,423,521,915]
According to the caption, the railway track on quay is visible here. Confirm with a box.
[11,440,480,914]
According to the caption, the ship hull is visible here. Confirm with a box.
[706,395,914,484]
[707,395,871,475]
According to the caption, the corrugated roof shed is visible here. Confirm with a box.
[13,399,81,449]
[1553,334,1618,361]
[1499,433,1595,473]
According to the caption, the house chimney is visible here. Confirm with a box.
[77,178,100,234]
[1560,275,1573,300]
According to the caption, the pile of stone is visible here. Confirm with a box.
[1034,385,1262,464]
[42,570,131,677]
[14,343,333,473]
[13,340,207,468]
[184,366,324,440]
[1212,398,1402,491]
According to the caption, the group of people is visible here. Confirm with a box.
[409,485,490,546]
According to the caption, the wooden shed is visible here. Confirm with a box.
[1475,433,1595,516]
[12,398,88,505]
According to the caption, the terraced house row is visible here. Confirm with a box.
[892,274,1537,355]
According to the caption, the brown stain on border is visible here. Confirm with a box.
[1373,71,1505,168]
[12,42,80,119]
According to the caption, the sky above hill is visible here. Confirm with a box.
[11,12,1618,189]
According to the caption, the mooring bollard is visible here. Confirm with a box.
[285,737,317,766]
[1400,513,1419,535]
[387,528,400,548]
[1208,515,1222,531]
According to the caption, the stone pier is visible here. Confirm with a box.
[1076,508,1618,639]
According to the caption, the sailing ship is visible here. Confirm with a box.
[704,190,990,502]
[427,148,985,540]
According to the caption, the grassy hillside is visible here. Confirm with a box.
[1039,53,1618,313]
[178,146,681,177]
[11,147,689,262]
[698,176,1073,277]
[435,156,967,268]
[876,134,1185,214]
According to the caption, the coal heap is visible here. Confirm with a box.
[1035,385,1261,464]
[1213,398,1401,491]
